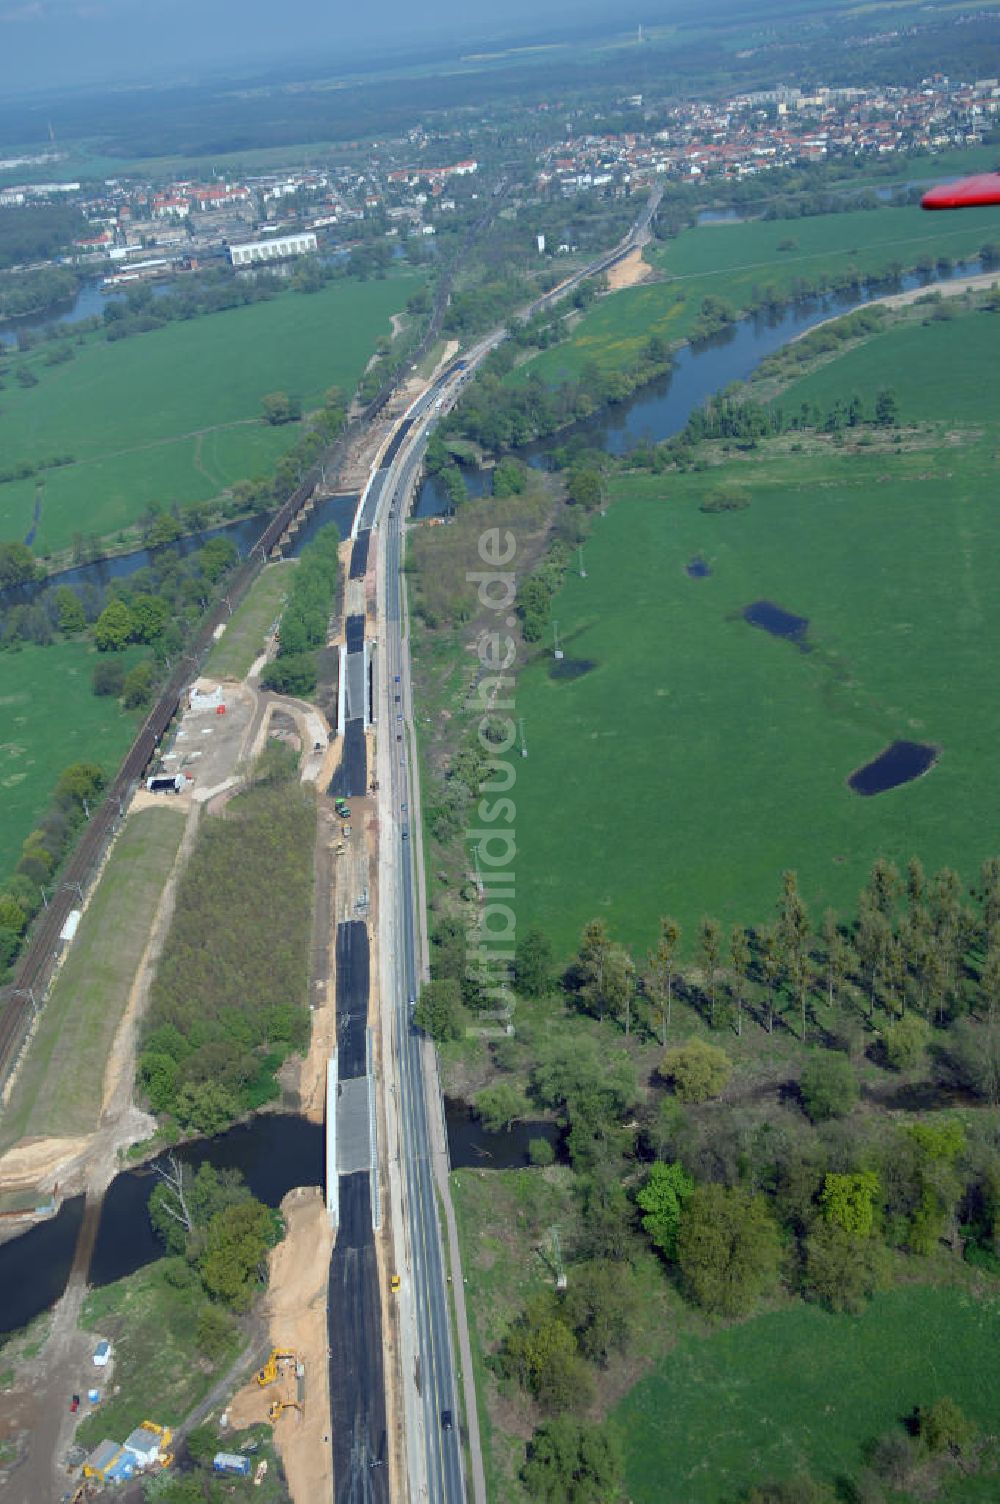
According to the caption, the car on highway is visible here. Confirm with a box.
[440,1409,454,1432]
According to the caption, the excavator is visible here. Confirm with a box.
[255,1349,297,1387]
[268,1399,303,1423]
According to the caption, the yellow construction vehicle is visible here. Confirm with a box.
[390,1274,401,1293]
[267,1400,303,1423]
[255,1350,297,1387]
[141,1421,173,1449]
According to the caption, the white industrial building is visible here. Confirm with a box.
[228,231,318,266]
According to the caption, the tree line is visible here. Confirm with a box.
[0,761,106,976]
[259,522,339,698]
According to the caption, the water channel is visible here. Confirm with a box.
[1,245,979,1338]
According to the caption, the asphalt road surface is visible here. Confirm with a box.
[329,1171,389,1504]
[330,720,367,799]
[350,530,371,579]
[379,393,466,1503]
[336,918,370,1081]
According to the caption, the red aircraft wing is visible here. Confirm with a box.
[921,173,1000,210]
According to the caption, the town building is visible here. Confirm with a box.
[228,231,318,266]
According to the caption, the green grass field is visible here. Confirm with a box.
[0,805,185,1150]
[511,309,1000,959]
[0,276,415,554]
[774,300,1000,425]
[203,559,295,681]
[75,1258,243,1449]
[0,641,143,886]
[615,1286,1000,1503]
[511,201,996,388]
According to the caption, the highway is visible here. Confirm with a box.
[367,184,663,1504]
[374,403,463,1503]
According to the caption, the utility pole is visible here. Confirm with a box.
[551,1227,567,1290]
[13,988,39,1021]
[577,545,587,579]
[552,620,564,660]
[517,718,528,759]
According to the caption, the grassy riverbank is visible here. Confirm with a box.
[510,201,996,391]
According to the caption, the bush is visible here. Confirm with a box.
[677,1183,782,1315]
[802,1222,888,1314]
[195,1306,234,1362]
[122,659,154,708]
[700,487,750,514]
[92,659,126,697]
[799,1053,858,1122]
[529,1137,556,1167]
[414,978,464,1042]
[917,1396,975,1456]
[474,1082,527,1132]
[260,652,318,697]
[661,1037,731,1103]
[880,1013,930,1072]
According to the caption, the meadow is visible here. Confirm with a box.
[615,1286,1000,1503]
[510,308,1000,959]
[0,640,142,886]
[771,296,1000,424]
[0,805,185,1150]
[510,200,997,388]
[202,558,295,682]
[0,275,414,555]
[75,1258,243,1450]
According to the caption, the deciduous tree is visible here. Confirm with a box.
[676,1183,782,1316]
[637,1161,694,1260]
[661,1037,731,1104]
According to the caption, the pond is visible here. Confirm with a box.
[413,462,492,520]
[444,1098,563,1170]
[744,600,810,647]
[848,740,938,797]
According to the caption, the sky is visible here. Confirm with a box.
[0,0,627,95]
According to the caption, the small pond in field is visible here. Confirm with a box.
[444,1099,563,1169]
[744,600,810,648]
[848,741,938,796]
[549,658,597,681]
[686,557,711,579]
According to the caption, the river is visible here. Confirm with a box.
[413,254,984,516]
[0,490,361,614]
[0,1103,564,1336]
[0,279,179,350]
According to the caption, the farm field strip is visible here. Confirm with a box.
[0,804,186,1150]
